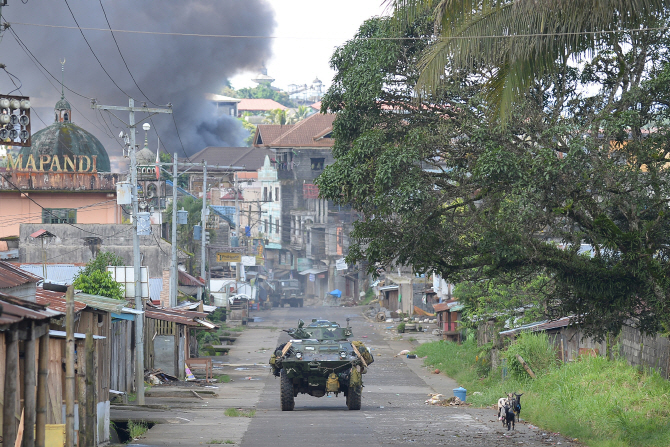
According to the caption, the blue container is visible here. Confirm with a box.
[453,386,467,402]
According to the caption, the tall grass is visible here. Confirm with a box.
[415,334,670,447]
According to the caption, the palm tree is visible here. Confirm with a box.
[391,0,669,117]
[263,108,289,125]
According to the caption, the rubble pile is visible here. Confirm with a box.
[424,393,469,406]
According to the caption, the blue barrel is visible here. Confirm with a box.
[453,386,467,402]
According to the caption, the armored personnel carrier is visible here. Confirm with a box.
[269,319,373,411]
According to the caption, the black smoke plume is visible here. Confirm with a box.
[0,0,275,161]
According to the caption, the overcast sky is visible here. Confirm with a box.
[230,1,389,91]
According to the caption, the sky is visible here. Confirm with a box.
[0,0,388,162]
[230,1,389,91]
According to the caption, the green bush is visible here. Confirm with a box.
[505,332,558,379]
[397,322,405,333]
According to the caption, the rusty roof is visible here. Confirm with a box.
[178,269,205,287]
[262,113,335,148]
[35,287,87,313]
[432,300,460,313]
[0,292,61,327]
[144,309,198,326]
[0,261,42,289]
[254,124,294,146]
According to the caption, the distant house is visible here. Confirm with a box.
[206,93,241,117]
[237,98,287,117]
[433,300,463,343]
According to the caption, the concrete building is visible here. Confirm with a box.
[253,113,363,300]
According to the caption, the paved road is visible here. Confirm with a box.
[241,305,578,447]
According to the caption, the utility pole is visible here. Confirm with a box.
[92,98,172,406]
[200,160,207,301]
[234,172,241,281]
[171,153,178,308]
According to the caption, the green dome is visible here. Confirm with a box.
[55,96,71,111]
[19,122,111,172]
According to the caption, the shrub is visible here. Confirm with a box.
[505,332,558,379]
[397,322,405,333]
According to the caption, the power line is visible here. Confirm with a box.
[171,112,191,162]
[8,20,670,40]
[2,66,22,95]
[62,0,131,98]
[7,26,125,147]
[0,173,129,238]
[97,0,165,107]
[6,25,94,100]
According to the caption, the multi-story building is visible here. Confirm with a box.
[253,113,362,300]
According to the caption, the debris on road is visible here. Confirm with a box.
[425,393,470,406]
[395,349,410,357]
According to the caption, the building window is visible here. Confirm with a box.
[43,208,76,224]
[275,187,279,202]
[311,158,324,170]
[263,187,267,202]
[264,219,268,233]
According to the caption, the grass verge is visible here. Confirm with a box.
[415,338,670,447]
[224,408,256,418]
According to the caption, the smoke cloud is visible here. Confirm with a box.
[0,0,275,160]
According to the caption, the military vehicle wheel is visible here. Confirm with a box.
[280,369,295,411]
[346,385,362,410]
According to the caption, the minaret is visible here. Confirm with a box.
[55,59,72,123]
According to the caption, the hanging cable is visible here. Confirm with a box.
[62,0,132,98]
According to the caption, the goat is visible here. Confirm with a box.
[503,403,515,431]
[512,393,523,422]
[497,395,512,426]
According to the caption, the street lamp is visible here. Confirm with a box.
[142,122,150,148]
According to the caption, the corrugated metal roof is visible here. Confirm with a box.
[144,309,197,325]
[0,292,59,326]
[74,293,126,313]
[0,261,42,288]
[500,317,574,336]
[49,330,106,340]
[149,278,163,302]
[0,249,19,260]
[433,301,460,313]
[35,287,87,313]
[18,264,84,284]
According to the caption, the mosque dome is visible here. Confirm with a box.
[19,94,111,172]
[136,146,156,165]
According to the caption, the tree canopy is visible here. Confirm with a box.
[317,14,670,339]
[73,251,125,300]
[391,0,670,117]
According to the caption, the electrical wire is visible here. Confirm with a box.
[3,67,22,95]
[7,26,123,145]
[62,0,132,98]
[98,0,164,107]
[0,173,128,237]
[171,112,191,162]
[9,20,670,40]
[7,25,94,100]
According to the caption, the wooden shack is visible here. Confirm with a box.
[433,300,464,343]
[0,292,60,447]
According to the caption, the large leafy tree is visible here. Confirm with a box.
[317,14,670,339]
[391,0,670,117]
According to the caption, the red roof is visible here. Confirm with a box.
[433,300,459,313]
[0,292,58,326]
[310,101,322,111]
[35,287,87,313]
[238,98,288,112]
[29,229,56,239]
[270,113,335,148]
[178,270,205,287]
[0,261,41,289]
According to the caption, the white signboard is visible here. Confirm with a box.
[241,256,257,266]
[335,258,347,271]
[106,266,149,300]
